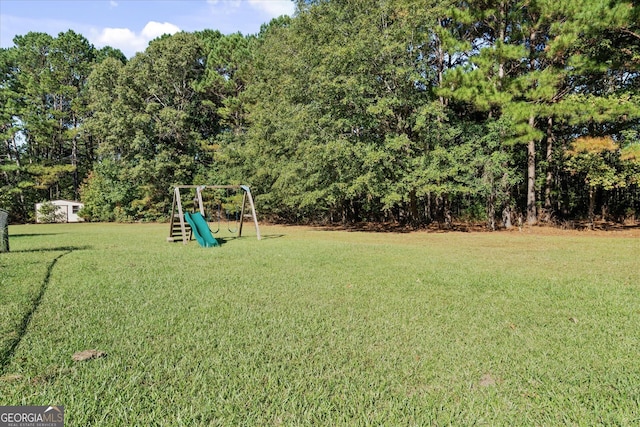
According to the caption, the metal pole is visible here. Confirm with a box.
[0,209,9,253]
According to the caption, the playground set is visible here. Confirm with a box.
[167,185,261,247]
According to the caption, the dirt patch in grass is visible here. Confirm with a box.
[507,223,640,238]
[479,373,500,388]
[72,350,107,362]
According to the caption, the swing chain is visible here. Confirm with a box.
[226,188,240,233]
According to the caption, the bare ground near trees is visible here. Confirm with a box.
[306,219,640,237]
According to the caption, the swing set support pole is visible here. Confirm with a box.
[196,186,206,216]
[241,185,261,240]
[170,186,190,245]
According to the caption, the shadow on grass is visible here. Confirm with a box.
[10,245,92,253]
[308,220,640,235]
[567,221,640,232]
[0,249,74,373]
[215,234,284,244]
[309,222,431,233]
[258,234,285,240]
[9,233,61,238]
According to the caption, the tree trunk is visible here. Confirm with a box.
[498,0,506,82]
[436,19,447,109]
[588,187,595,229]
[487,190,496,231]
[409,189,418,226]
[72,134,79,200]
[11,133,22,167]
[527,114,537,225]
[502,205,513,229]
[543,116,554,222]
[526,26,538,226]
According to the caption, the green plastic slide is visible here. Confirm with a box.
[184,212,220,247]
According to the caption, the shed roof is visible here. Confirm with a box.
[37,200,83,205]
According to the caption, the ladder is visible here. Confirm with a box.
[167,187,191,243]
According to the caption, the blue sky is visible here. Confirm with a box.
[0,0,296,57]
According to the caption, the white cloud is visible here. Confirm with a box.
[109,1,118,7]
[248,0,295,17]
[95,27,145,53]
[141,21,181,40]
[94,21,180,57]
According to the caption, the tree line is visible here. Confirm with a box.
[2,0,639,228]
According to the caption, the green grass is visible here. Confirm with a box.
[1,223,639,425]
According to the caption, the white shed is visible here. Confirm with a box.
[35,200,85,223]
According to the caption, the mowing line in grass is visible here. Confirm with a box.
[0,250,72,373]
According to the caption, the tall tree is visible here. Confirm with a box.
[441,0,640,225]
[243,0,454,224]
[83,32,219,220]
[0,31,103,220]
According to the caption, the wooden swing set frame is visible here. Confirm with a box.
[167,185,261,244]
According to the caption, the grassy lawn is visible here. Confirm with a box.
[1,222,639,425]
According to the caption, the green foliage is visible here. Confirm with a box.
[238,0,452,223]
[0,30,108,220]
[2,0,639,226]
[83,31,259,221]
[79,162,135,222]
[35,201,66,223]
